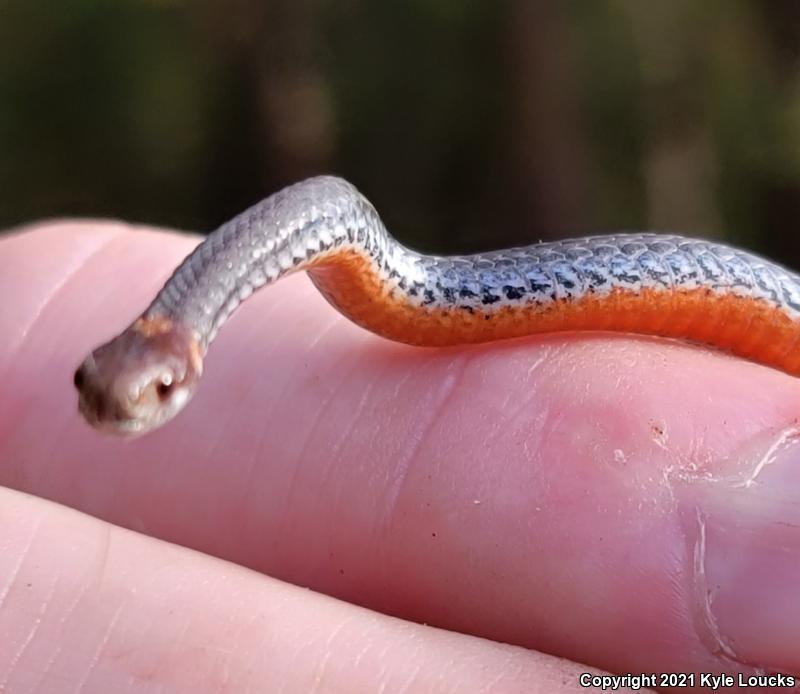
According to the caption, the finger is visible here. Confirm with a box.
[2,223,799,684]
[0,485,616,694]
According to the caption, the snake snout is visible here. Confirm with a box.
[74,322,204,435]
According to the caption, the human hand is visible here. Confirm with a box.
[1,221,798,692]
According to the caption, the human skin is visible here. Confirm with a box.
[1,222,800,693]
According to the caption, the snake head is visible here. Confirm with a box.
[74,317,203,436]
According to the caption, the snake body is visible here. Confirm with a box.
[74,176,800,435]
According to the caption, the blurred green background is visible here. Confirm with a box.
[2,1,800,265]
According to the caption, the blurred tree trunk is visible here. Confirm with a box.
[490,1,588,243]
[255,0,334,188]
[621,1,720,237]
[194,0,333,225]
[755,0,800,267]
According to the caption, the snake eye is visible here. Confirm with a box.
[73,367,85,390]
[156,375,174,399]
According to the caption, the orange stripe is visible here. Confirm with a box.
[133,316,203,375]
[132,316,175,337]
[308,249,800,374]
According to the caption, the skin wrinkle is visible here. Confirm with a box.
[382,359,418,414]
[222,282,325,459]
[691,509,740,664]
[308,616,348,694]
[484,653,523,692]
[481,347,556,451]
[33,638,63,694]
[211,646,235,694]
[350,358,422,528]
[205,297,291,425]
[0,482,672,691]
[350,617,389,672]
[231,418,276,549]
[318,361,379,484]
[273,314,356,524]
[5,229,180,492]
[186,318,261,472]
[281,626,305,694]
[75,602,125,694]
[93,521,114,594]
[229,615,267,693]
[394,663,422,694]
[379,353,469,532]
[173,616,208,691]
[526,348,552,376]
[121,565,173,667]
[188,398,243,488]
[371,636,396,694]
[39,526,112,691]
[0,529,33,685]
[0,511,41,613]
[217,591,262,682]
[0,231,127,477]
[0,227,126,385]
[734,426,800,489]
[392,631,426,693]
[2,572,56,691]
[208,592,242,675]
[306,367,384,572]
[348,618,386,684]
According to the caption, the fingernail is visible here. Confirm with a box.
[679,427,800,673]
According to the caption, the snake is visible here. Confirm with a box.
[74,175,800,436]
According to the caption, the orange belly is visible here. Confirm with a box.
[308,249,800,374]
